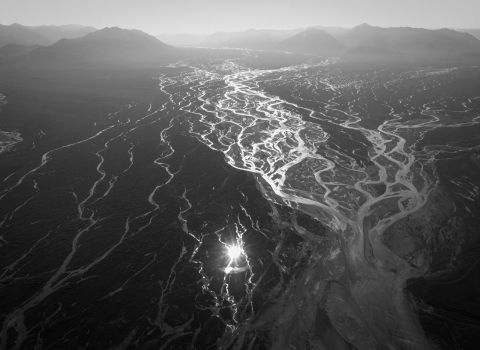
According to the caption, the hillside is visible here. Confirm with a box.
[155,33,206,46]
[345,45,397,56]
[339,24,480,54]
[28,24,97,43]
[312,26,349,37]
[457,28,480,40]
[276,28,344,54]
[0,43,41,56]
[0,23,52,48]
[434,28,480,51]
[200,28,304,50]
[31,27,172,63]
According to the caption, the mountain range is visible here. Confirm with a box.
[1,22,479,64]
[0,43,41,56]
[339,24,480,54]
[27,24,97,42]
[458,28,480,40]
[198,28,305,50]
[0,23,97,48]
[183,24,480,57]
[276,28,344,54]
[155,33,206,46]
[31,27,172,62]
[0,23,53,47]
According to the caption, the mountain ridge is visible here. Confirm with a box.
[28,24,97,43]
[0,23,52,48]
[339,24,480,54]
[30,27,172,63]
[276,28,344,54]
[199,28,304,49]
[0,43,41,56]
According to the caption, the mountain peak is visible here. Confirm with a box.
[339,25,480,54]
[276,28,344,54]
[356,23,372,28]
[33,26,172,63]
[305,27,322,32]
[349,23,377,33]
[0,23,53,47]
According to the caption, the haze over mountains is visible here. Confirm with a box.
[31,27,172,63]
[154,24,480,60]
[1,21,480,64]
[0,43,40,56]
[459,28,480,40]
[339,24,480,55]
[0,23,96,48]
[0,23,53,47]
[28,24,97,42]
[198,28,305,50]
[276,28,344,54]
[194,24,480,57]
[154,33,206,47]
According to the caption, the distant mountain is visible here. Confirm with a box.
[312,26,350,37]
[200,31,236,46]
[0,23,52,48]
[28,24,97,43]
[434,28,480,51]
[128,29,167,46]
[31,27,172,62]
[200,28,304,50]
[339,23,387,48]
[155,33,207,46]
[457,29,480,40]
[345,45,397,56]
[0,43,41,56]
[276,28,344,54]
[339,24,480,54]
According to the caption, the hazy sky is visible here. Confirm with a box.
[2,0,479,34]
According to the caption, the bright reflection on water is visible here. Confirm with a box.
[227,245,243,260]
[223,244,248,274]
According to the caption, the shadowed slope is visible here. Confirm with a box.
[0,24,52,48]
[276,28,344,54]
[200,28,304,50]
[31,27,172,62]
[340,23,480,54]
[0,43,41,56]
[28,25,97,43]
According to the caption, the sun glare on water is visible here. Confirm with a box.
[227,245,242,259]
